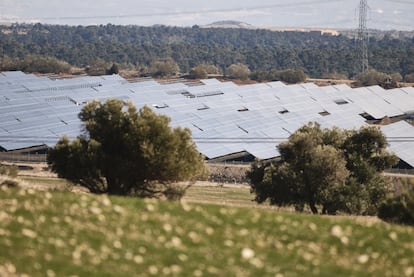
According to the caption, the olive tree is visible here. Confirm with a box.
[48,99,206,198]
[248,123,398,215]
[149,59,180,77]
[355,69,389,87]
[189,63,221,79]
[226,63,251,80]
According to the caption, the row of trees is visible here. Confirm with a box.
[1,23,413,79]
[0,56,71,74]
[0,54,308,84]
[46,99,412,223]
[149,61,307,83]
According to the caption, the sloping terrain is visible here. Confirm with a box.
[0,186,413,277]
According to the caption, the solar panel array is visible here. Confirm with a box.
[1,71,414,166]
[381,121,414,168]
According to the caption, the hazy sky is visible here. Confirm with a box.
[0,0,413,30]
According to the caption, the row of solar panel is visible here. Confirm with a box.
[0,71,413,166]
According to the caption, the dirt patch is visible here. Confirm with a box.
[1,161,251,193]
[1,162,57,178]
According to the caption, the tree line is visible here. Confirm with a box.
[46,99,413,224]
[1,23,413,79]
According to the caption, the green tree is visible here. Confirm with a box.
[390,72,402,83]
[47,99,206,198]
[0,55,71,74]
[248,123,397,215]
[189,63,221,79]
[355,69,390,87]
[106,63,119,75]
[250,69,307,84]
[189,65,208,79]
[341,127,399,214]
[149,59,180,77]
[378,184,414,225]
[85,59,109,76]
[226,63,251,80]
[276,69,307,84]
[405,73,414,83]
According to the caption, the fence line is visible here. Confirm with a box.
[0,153,47,163]
[384,168,414,176]
[0,152,413,176]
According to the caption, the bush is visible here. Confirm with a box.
[0,56,71,74]
[250,69,307,84]
[189,65,208,79]
[0,164,18,178]
[405,73,414,83]
[378,187,414,225]
[0,179,19,188]
[106,63,119,75]
[85,59,110,76]
[355,69,389,87]
[226,63,251,80]
[149,59,180,77]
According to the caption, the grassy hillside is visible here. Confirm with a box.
[0,186,413,277]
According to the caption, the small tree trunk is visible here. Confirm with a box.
[309,200,318,214]
[106,176,125,195]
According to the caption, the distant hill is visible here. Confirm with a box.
[1,23,413,78]
[202,21,414,39]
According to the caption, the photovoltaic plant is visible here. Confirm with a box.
[0,71,414,166]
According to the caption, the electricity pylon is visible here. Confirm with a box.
[357,0,369,73]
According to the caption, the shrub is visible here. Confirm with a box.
[226,63,251,80]
[0,179,19,188]
[0,56,71,74]
[378,187,414,225]
[0,164,18,178]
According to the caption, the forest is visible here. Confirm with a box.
[0,23,413,79]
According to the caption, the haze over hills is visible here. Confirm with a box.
[202,21,340,36]
[201,20,414,39]
[202,21,257,29]
[0,0,413,31]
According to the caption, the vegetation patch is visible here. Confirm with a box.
[0,187,413,277]
[249,123,398,215]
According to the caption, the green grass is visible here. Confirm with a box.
[19,176,73,187]
[185,185,255,207]
[0,186,413,277]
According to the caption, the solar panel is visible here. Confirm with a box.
[0,71,413,164]
[381,121,414,167]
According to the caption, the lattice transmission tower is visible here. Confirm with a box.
[357,0,369,73]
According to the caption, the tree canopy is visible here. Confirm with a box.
[1,23,413,78]
[248,123,398,215]
[226,63,251,80]
[149,59,180,77]
[47,99,206,198]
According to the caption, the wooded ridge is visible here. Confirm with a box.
[0,23,413,78]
